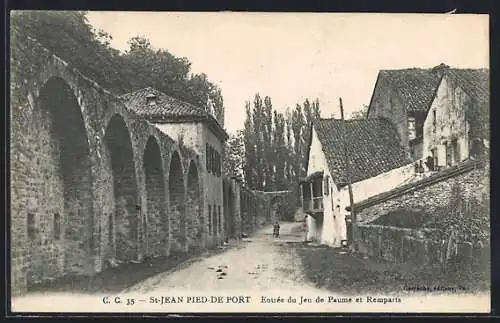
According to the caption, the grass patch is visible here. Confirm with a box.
[294,245,490,296]
[28,247,231,294]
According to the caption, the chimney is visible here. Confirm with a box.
[146,92,157,106]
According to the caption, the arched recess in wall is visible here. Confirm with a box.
[35,77,94,284]
[103,114,139,262]
[186,160,202,250]
[143,136,167,257]
[168,151,186,253]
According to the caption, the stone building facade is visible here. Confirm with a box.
[422,69,489,170]
[9,31,274,296]
[367,64,489,163]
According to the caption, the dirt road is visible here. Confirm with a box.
[123,221,323,293]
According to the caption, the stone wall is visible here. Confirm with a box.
[354,160,489,224]
[353,160,489,266]
[367,76,410,154]
[9,32,237,296]
[356,224,488,267]
[240,188,273,235]
[10,27,286,297]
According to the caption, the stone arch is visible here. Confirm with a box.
[28,76,94,287]
[169,150,186,253]
[103,114,140,262]
[186,160,202,251]
[142,136,168,257]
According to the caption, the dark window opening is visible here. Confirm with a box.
[208,205,212,236]
[27,213,35,240]
[206,144,211,174]
[53,213,61,240]
[431,148,438,170]
[452,139,460,164]
[206,143,211,173]
[432,110,437,130]
[324,176,330,196]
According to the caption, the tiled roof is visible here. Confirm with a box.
[377,68,442,113]
[119,87,228,140]
[120,87,212,120]
[447,68,489,104]
[374,64,489,114]
[313,118,412,187]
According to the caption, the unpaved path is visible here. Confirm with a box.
[123,221,324,293]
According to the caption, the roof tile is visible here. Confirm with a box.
[120,87,228,140]
[313,118,412,186]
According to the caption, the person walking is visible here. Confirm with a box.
[273,221,280,239]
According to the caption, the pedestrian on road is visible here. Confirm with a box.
[273,221,280,239]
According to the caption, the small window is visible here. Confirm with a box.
[408,117,416,140]
[324,176,330,196]
[210,147,214,174]
[27,213,35,240]
[432,110,437,129]
[431,148,438,170]
[53,213,61,240]
[206,144,211,174]
[217,152,221,177]
[214,151,218,176]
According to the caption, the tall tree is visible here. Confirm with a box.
[252,94,265,190]
[223,130,245,181]
[243,101,256,189]
[350,104,369,119]
[263,96,275,191]
[11,11,226,127]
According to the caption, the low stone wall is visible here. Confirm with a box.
[352,160,490,268]
[356,224,489,268]
[353,160,489,224]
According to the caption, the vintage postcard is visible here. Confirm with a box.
[9,11,490,314]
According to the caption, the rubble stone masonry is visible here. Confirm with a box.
[10,33,278,296]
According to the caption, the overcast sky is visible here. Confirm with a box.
[86,12,489,135]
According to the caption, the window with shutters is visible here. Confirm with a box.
[206,144,211,173]
[217,152,221,177]
[211,148,215,174]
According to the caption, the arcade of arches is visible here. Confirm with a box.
[10,36,291,296]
